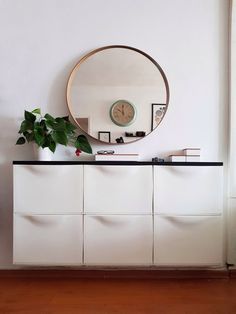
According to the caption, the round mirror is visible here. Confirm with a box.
[67,45,169,144]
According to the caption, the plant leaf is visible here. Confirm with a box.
[42,134,56,152]
[65,121,77,133]
[23,131,34,142]
[45,119,55,130]
[16,137,26,145]
[44,113,55,122]
[52,131,68,146]
[34,121,41,128]
[55,117,64,123]
[24,110,36,123]
[49,140,56,153]
[34,127,45,146]
[19,120,33,133]
[75,135,92,154]
[39,120,48,132]
[32,108,41,115]
[53,118,66,131]
[62,116,69,122]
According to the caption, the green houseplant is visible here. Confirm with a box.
[16,108,92,156]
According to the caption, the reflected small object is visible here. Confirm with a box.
[116,137,124,143]
[110,100,136,127]
[97,150,115,155]
[125,132,134,137]
[152,157,164,163]
[136,131,146,137]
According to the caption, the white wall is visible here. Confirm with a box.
[228,0,236,264]
[0,0,229,268]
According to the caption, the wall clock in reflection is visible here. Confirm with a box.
[110,100,136,127]
[66,45,170,144]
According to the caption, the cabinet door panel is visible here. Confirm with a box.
[13,214,83,265]
[154,166,223,215]
[84,215,152,265]
[154,215,224,266]
[84,165,152,214]
[14,165,83,214]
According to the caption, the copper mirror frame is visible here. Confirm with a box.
[66,45,170,144]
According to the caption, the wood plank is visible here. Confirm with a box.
[0,277,235,314]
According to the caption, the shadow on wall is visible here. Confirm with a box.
[0,116,34,267]
[47,57,82,116]
[45,58,98,159]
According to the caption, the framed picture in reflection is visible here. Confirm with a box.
[98,131,111,143]
[151,104,166,130]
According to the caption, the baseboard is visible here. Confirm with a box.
[229,267,236,278]
[0,268,229,279]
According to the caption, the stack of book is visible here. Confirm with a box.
[183,148,201,161]
[169,148,201,162]
[95,153,139,161]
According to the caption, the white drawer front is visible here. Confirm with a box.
[84,165,152,214]
[13,214,83,265]
[154,166,223,215]
[14,165,83,214]
[84,215,153,265]
[154,215,224,266]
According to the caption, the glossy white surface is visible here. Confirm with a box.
[13,214,83,265]
[84,165,152,214]
[13,164,224,267]
[154,166,223,215]
[14,165,83,214]
[84,215,152,265]
[154,215,223,266]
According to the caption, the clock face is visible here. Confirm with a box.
[110,100,136,126]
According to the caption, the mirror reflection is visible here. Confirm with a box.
[67,45,169,144]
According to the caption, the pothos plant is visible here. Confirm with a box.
[16,108,92,156]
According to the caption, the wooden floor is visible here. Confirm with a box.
[0,277,236,314]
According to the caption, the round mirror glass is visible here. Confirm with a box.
[67,45,169,144]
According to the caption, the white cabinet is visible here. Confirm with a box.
[83,165,153,265]
[14,214,83,265]
[84,165,152,214]
[13,163,224,267]
[153,165,224,266]
[154,166,223,215]
[13,164,83,265]
[14,165,83,214]
[154,215,223,266]
[84,215,152,265]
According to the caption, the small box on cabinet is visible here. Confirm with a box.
[185,155,200,162]
[183,148,201,156]
[169,155,186,162]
